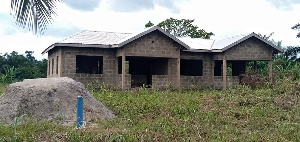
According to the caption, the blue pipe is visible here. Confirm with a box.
[77,96,83,128]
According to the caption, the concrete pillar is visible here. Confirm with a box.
[176,57,180,89]
[269,60,273,84]
[222,59,227,90]
[115,56,119,87]
[211,60,215,87]
[122,54,126,90]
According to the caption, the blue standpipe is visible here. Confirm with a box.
[77,96,83,128]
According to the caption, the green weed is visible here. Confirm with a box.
[0,79,300,141]
[0,83,6,95]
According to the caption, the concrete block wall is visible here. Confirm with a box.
[152,75,169,89]
[214,76,239,89]
[213,37,273,60]
[73,73,104,85]
[180,52,213,87]
[60,47,117,87]
[47,47,62,78]
[117,74,131,89]
[120,31,181,58]
[168,58,179,88]
[181,76,205,89]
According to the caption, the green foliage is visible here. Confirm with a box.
[145,21,154,28]
[145,17,214,39]
[0,83,6,95]
[11,0,60,35]
[291,23,300,38]
[1,80,300,141]
[282,46,300,61]
[0,51,47,84]
[273,56,300,80]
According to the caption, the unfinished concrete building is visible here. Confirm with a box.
[42,26,283,90]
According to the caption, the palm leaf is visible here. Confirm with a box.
[11,0,60,35]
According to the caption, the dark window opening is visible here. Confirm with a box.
[118,57,129,74]
[76,55,103,74]
[180,59,203,76]
[118,57,122,74]
[48,60,50,75]
[232,61,246,76]
[56,56,59,74]
[214,60,222,76]
[214,60,247,76]
[52,58,54,74]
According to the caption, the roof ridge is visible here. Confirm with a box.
[82,29,132,34]
[219,33,250,40]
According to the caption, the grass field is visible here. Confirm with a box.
[0,83,7,95]
[0,78,300,141]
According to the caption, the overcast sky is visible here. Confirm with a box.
[0,0,299,59]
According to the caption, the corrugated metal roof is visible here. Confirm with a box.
[42,26,190,54]
[178,37,214,50]
[58,30,133,45]
[179,33,283,53]
[42,27,283,54]
[211,34,248,50]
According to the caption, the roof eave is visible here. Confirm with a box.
[41,43,112,55]
[182,49,212,52]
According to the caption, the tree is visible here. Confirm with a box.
[283,46,300,62]
[291,23,300,38]
[0,51,47,83]
[145,21,154,27]
[11,0,60,35]
[145,18,214,39]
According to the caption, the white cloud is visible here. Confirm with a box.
[0,33,59,59]
[0,0,299,60]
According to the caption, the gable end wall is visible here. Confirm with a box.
[220,37,273,60]
[120,31,180,58]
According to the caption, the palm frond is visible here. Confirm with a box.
[11,0,60,35]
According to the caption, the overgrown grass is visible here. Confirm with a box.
[1,78,300,141]
[0,83,7,95]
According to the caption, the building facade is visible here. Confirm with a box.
[42,26,283,90]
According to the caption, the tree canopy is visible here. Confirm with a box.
[292,23,300,38]
[11,0,60,35]
[0,51,47,84]
[145,18,214,39]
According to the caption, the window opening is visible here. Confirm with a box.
[76,55,103,74]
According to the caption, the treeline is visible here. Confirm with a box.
[0,51,47,84]
[247,46,300,80]
[0,46,299,84]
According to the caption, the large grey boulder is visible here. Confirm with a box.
[0,77,115,124]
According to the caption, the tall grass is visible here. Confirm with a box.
[0,83,7,95]
[0,79,300,141]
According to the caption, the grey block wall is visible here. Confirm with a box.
[213,37,273,61]
[46,32,277,89]
[152,75,169,89]
[55,47,117,87]
[120,31,181,58]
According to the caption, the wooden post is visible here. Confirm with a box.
[122,54,126,90]
[222,59,227,90]
[269,60,273,84]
